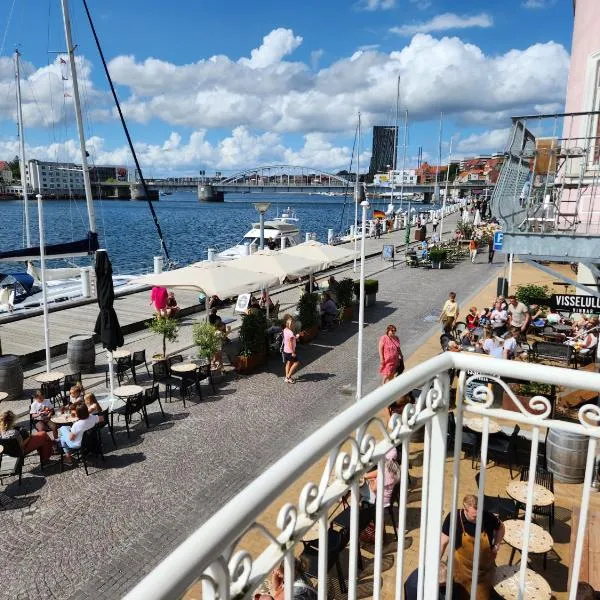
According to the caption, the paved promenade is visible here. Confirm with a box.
[1,212,508,599]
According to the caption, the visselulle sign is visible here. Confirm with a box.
[551,294,600,313]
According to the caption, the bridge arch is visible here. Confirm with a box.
[219,165,352,187]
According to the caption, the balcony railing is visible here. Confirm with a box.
[124,353,600,600]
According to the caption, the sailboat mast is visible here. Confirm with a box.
[60,0,96,234]
[390,75,400,208]
[15,50,31,247]
[399,109,408,214]
[435,112,443,204]
[353,112,361,272]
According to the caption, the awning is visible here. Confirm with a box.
[281,241,358,270]
[230,250,321,283]
[132,261,279,299]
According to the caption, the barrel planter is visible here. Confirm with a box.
[341,306,354,322]
[67,334,96,374]
[0,354,24,400]
[547,428,589,483]
[235,351,266,374]
[298,325,318,344]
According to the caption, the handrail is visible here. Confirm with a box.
[125,353,600,600]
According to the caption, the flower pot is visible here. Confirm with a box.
[365,293,377,307]
[431,261,443,269]
[298,324,319,343]
[235,351,266,374]
[341,306,354,322]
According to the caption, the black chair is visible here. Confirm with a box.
[110,393,147,438]
[62,372,82,401]
[0,436,27,485]
[197,363,216,394]
[99,407,116,449]
[176,371,199,408]
[152,361,180,403]
[517,466,555,533]
[59,426,104,475]
[143,385,165,426]
[482,425,520,479]
[41,380,64,408]
[300,528,348,594]
[167,355,183,373]
[115,356,135,385]
[447,412,479,468]
[132,350,151,380]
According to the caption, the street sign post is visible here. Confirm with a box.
[493,231,504,251]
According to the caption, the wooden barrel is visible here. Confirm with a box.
[0,354,24,400]
[547,428,589,484]
[67,334,96,374]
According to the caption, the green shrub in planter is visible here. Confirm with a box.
[336,278,355,308]
[428,248,448,263]
[239,310,268,357]
[515,284,551,307]
[297,291,319,331]
[145,315,179,358]
[353,279,379,297]
[192,321,222,361]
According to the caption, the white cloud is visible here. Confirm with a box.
[239,28,303,69]
[391,12,493,36]
[357,0,396,11]
[456,128,511,153]
[523,0,556,8]
[409,0,432,9]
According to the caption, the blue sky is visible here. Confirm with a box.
[0,0,574,176]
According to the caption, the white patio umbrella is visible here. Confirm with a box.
[473,209,482,227]
[462,208,471,224]
[231,249,321,284]
[132,261,279,299]
[281,241,358,270]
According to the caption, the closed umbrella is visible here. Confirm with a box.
[94,249,124,398]
[281,241,358,270]
[473,209,482,227]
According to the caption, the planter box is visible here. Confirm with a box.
[298,324,319,344]
[365,293,377,307]
[235,351,266,374]
[502,392,548,416]
[341,306,354,322]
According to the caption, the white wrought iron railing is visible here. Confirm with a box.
[124,353,600,600]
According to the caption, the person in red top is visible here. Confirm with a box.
[378,324,402,384]
[466,307,479,331]
[150,286,168,316]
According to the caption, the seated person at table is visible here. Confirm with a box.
[58,404,100,465]
[502,327,519,360]
[303,275,319,294]
[404,561,458,600]
[165,291,179,317]
[460,330,479,348]
[263,558,318,600]
[446,340,461,353]
[84,392,102,415]
[478,307,491,327]
[259,290,274,311]
[30,390,56,435]
[247,295,261,314]
[481,327,499,355]
[529,304,546,328]
[567,327,598,353]
[490,301,508,336]
[466,306,479,331]
[327,275,339,303]
[68,383,84,405]
[0,409,53,464]
[362,448,401,506]
[320,292,338,328]
[546,309,562,325]
[207,294,224,310]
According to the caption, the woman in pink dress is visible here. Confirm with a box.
[378,324,402,384]
[150,286,169,315]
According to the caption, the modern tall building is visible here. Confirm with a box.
[368,126,398,175]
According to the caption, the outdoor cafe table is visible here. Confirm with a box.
[463,416,502,434]
[113,385,144,399]
[110,349,131,360]
[493,565,551,600]
[506,481,555,507]
[170,363,198,374]
[34,370,65,384]
[0,392,7,402]
[503,519,553,556]
[50,413,78,426]
[551,324,572,334]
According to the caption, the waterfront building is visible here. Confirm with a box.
[368,125,398,175]
[415,161,447,184]
[373,168,418,186]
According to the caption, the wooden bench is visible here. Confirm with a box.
[531,341,573,368]
[568,506,600,591]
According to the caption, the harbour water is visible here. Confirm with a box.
[0,191,434,274]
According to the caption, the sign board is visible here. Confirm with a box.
[551,294,600,314]
[464,371,493,404]
[382,244,395,262]
[492,231,504,251]
[234,293,250,313]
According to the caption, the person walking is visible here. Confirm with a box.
[488,241,495,264]
[282,317,300,383]
[378,324,402,385]
[439,292,459,335]
[469,239,478,263]
[432,217,439,233]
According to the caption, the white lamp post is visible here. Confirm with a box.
[356,199,369,402]
[37,194,51,372]
[253,202,271,250]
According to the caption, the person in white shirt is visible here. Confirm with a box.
[490,301,508,336]
[58,404,100,464]
[30,390,57,436]
[503,328,519,360]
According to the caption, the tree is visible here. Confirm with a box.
[8,155,20,180]
[146,315,179,357]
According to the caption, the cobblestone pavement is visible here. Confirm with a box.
[0,231,503,599]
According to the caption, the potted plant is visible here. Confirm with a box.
[146,315,179,360]
[353,279,379,307]
[296,291,319,343]
[337,278,355,322]
[429,247,448,269]
[192,321,222,364]
[515,283,551,308]
[503,381,554,416]
[235,309,268,373]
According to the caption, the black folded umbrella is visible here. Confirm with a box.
[94,250,123,393]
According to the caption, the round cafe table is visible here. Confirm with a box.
[113,385,144,399]
[503,520,553,567]
[493,565,551,600]
[463,416,502,434]
[110,349,131,360]
[170,363,197,374]
[506,481,555,507]
[0,392,8,402]
[34,371,65,384]
[50,413,78,426]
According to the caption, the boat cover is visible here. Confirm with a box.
[0,231,99,262]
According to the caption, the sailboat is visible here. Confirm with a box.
[0,2,141,313]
